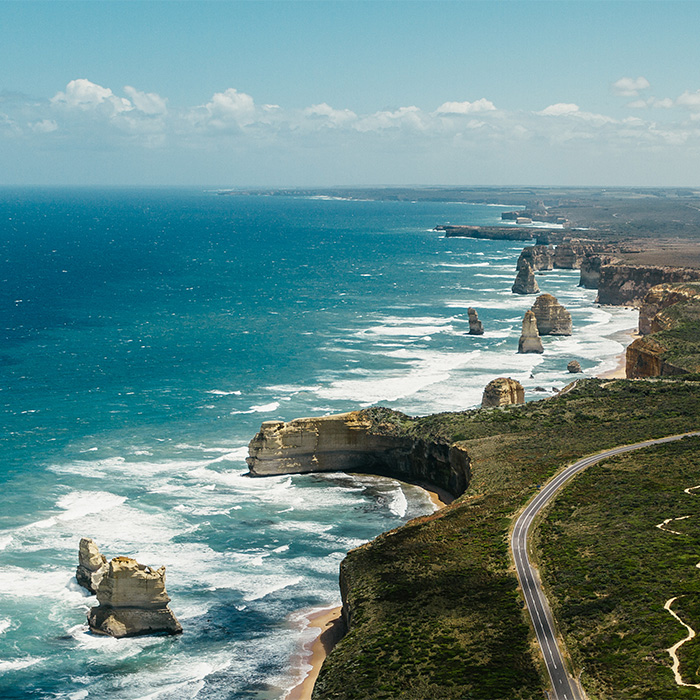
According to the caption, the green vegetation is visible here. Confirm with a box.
[654,298,700,373]
[537,436,700,698]
[312,378,700,699]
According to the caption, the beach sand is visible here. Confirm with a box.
[597,328,639,379]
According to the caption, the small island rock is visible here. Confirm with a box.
[518,310,544,354]
[481,378,525,408]
[531,294,572,335]
[512,262,540,295]
[467,307,484,335]
[76,537,108,595]
[86,554,182,638]
[567,360,583,373]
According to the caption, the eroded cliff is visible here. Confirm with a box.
[596,264,700,306]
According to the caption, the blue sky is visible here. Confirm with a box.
[2,1,700,186]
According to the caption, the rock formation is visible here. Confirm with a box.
[578,254,618,289]
[512,262,540,295]
[467,307,484,335]
[517,310,544,354]
[596,265,700,306]
[625,336,685,379]
[86,554,182,638]
[481,378,525,408]
[567,360,582,373]
[638,282,700,335]
[553,242,610,270]
[76,537,108,595]
[516,245,554,272]
[247,411,471,498]
[530,294,572,335]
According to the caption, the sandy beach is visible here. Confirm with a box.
[597,327,638,379]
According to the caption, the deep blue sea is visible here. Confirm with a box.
[0,188,636,699]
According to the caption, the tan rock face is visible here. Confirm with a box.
[518,310,544,354]
[76,537,107,594]
[83,548,182,638]
[597,265,700,306]
[517,245,554,272]
[567,360,583,373]
[481,378,525,408]
[531,294,572,335]
[638,283,700,335]
[512,262,540,295]
[467,307,484,335]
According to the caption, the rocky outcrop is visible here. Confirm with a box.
[638,283,700,335]
[512,262,540,295]
[86,555,182,638]
[531,294,572,335]
[625,337,688,379]
[436,225,536,241]
[516,245,554,272]
[76,537,107,595]
[518,310,544,354]
[597,265,700,306]
[467,307,484,335]
[567,360,583,373]
[553,242,610,270]
[247,411,471,498]
[481,378,525,408]
[578,254,618,289]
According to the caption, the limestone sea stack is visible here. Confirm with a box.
[481,378,525,408]
[87,555,182,638]
[467,307,484,335]
[530,294,572,335]
[76,537,108,595]
[516,245,554,272]
[518,310,544,354]
[512,261,540,295]
[567,360,583,373]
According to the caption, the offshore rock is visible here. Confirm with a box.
[481,378,525,408]
[87,556,182,638]
[531,294,572,335]
[512,262,540,295]
[467,307,484,335]
[247,411,471,498]
[596,265,700,306]
[567,360,583,373]
[516,245,554,272]
[638,282,700,335]
[518,310,544,354]
[76,538,107,594]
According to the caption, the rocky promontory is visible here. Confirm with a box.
[247,411,471,498]
[481,378,525,408]
[596,264,700,306]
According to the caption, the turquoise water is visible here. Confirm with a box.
[0,189,636,699]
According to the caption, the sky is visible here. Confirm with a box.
[2,0,700,187]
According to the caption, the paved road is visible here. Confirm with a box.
[511,431,700,700]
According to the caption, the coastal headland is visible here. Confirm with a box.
[240,187,700,698]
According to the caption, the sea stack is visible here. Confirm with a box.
[512,261,540,295]
[481,378,525,408]
[516,245,554,272]
[86,555,182,638]
[76,537,108,595]
[530,294,572,335]
[567,360,583,373]
[518,310,544,354]
[467,307,484,335]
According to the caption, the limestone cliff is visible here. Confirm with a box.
[596,265,700,306]
[638,282,700,334]
[512,262,540,295]
[530,294,572,335]
[518,310,544,354]
[553,242,610,270]
[247,411,471,498]
[87,555,182,638]
[516,245,554,272]
[481,378,525,408]
[578,254,618,289]
[467,307,484,335]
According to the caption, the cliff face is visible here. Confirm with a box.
[578,254,618,289]
[553,242,610,270]
[596,265,700,306]
[625,336,689,379]
[638,282,700,334]
[247,412,471,498]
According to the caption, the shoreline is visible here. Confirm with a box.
[596,326,639,379]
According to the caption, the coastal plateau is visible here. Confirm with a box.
[248,378,700,699]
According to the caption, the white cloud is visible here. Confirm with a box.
[434,98,496,115]
[612,76,650,97]
[51,79,132,114]
[628,96,674,109]
[30,119,58,133]
[303,103,357,126]
[124,86,167,115]
[201,88,256,127]
[355,106,425,132]
[677,90,700,111]
[539,103,581,116]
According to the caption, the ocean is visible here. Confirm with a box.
[0,188,636,699]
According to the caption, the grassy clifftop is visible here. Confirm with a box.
[312,378,700,700]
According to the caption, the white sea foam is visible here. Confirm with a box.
[387,485,408,517]
[0,618,11,634]
[0,657,43,672]
[206,389,242,396]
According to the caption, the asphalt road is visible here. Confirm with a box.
[511,431,700,700]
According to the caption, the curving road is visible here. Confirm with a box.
[511,431,700,700]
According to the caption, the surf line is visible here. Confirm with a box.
[659,483,700,689]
